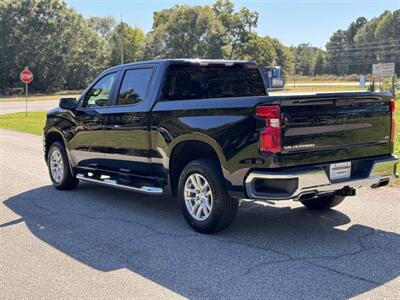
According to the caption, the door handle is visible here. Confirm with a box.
[131,116,143,122]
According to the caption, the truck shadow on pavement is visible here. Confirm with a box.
[4,183,400,299]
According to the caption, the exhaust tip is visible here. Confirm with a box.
[371,178,390,189]
[298,192,317,202]
[378,179,390,188]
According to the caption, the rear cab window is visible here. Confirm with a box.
[161,63,266,101]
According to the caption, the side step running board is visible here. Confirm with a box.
[76,174,163,195]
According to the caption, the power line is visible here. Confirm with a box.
[326,39,400,48]
[327,50,400,58]
[326,60,400,66]
[327,58,400,63]
[328,45,400,52]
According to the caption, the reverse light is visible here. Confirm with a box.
[256,105,281,153]
[390,98,395,142]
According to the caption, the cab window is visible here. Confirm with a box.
[82,73,117,108]
[117,68,153,105]
[161,64,266,100]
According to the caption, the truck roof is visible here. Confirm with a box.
[105,59,258,73]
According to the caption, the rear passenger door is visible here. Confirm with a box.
[101,66,156,177]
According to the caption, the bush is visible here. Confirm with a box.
[368,81,376,92]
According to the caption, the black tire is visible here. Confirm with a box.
[301,194,345,210]
[178,159,238,234]
[47,141,79,190]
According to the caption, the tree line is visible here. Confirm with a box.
[0,0,398,93]
[294,10,400,76]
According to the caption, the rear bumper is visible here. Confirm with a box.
[245,155,398,201]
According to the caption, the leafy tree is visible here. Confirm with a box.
[144,5,226,59]
[347,17,368,43]
[374,10,400,73]
[1,0,398,93]
[213,0,258,59]
[88,16,116,39]
[271,39,294,78]
[62,12,107,90]
[314,49,326,75]
[326,30,348,75]
[244,35,276,68]
[345,17,368,73]
[353,18,379,74]
[0,0,106,92]
[326,9,400,75]
[294,43,317,76]
[108,23,144,66]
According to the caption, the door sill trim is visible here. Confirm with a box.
[76,173,163,195]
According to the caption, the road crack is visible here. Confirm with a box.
[25,196,385,285]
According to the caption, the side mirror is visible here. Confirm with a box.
[59,98,77,110]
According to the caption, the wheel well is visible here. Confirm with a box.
[44,132,64,160]
[169,141,221,196]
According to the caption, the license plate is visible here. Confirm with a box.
[330,162,351,180]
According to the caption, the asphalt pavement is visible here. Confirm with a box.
[1,128,399,299]
[0,100,58,115]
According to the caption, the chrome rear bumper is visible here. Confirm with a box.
[245,155,398,201]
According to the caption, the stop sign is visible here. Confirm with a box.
[20,69,33,84]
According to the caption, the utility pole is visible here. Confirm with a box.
[392,75,396,98]
[293,51,296,88]
[120,13,124,65]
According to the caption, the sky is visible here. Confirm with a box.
[66,0,400,47]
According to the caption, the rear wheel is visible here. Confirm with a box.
[301,194,345,210]
[178,159,238,234]
[47,141,79,190]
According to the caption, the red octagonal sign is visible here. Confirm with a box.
[20,69,33,84]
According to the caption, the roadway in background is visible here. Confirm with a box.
[0,100,58,115]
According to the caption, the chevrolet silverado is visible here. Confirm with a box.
[43,59,398,233]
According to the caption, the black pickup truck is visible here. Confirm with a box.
[43,59,398,233]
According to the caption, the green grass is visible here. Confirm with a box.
[0,112,46,135]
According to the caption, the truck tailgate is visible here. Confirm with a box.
[279,93,392,164]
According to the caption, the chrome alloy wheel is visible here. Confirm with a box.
[50,149,64,183]
[184,173,213,221]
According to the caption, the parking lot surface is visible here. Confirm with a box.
[1,129,399,299]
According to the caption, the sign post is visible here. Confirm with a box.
[19,67,33,117]
[359,75,366,89]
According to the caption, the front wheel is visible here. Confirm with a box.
[301,194,345,210]
[47,141,79,190]
[178,159,238,234]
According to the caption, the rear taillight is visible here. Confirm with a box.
[390,98,395,142]
[256,105,281,153]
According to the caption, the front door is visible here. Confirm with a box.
[69,72,118,169]
[101,67,156,177]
